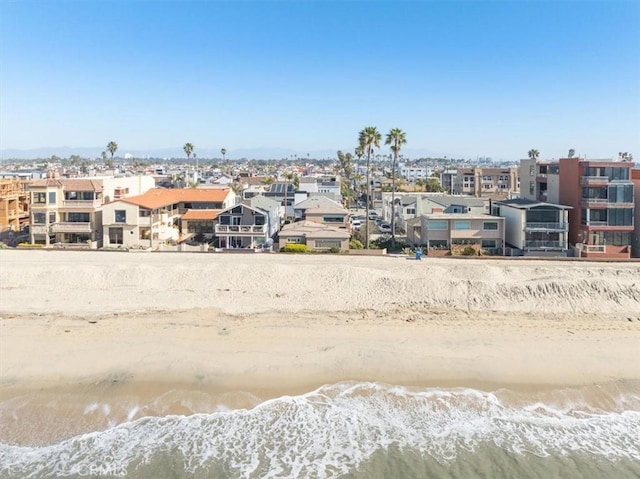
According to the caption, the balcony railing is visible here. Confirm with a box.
[50,222,92,233]
[215,224,267,234]
[62,199,102,209]
[576,243,606,254]
[524,240,565,249]
[580,198,634,208]
[580,176,610,186]
[525,222,567,231]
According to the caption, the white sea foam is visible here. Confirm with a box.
[2,382,640,479]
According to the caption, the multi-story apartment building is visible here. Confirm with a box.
[452,166,519,198]
[558,158,634,258]
[0,179,29,232]
[631,168,640,258]
[519,159,561,203]
[28,175,155,246]
[397,163,432,183]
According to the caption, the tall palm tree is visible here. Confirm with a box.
[106,141,118,165]
[221,148,227,162]
[385,128,407,249]
[358,126,381,249]
[568,149,575,158]
[184,142,194,160]
[527,149,540,160]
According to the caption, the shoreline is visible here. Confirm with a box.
[1,251,639,445]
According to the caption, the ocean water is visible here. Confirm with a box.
[1,381,639,479]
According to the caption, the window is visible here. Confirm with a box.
[453,221,471,230]
[254,216,265,226]
[33,192,46,204]
[287,237,303,243]
[427,220,448,230]
[33,212,46,224]
[406,208,416,215]
[608,208,633,226]
[323,215,344,223]
[187,221,213,234]
[483,222,498,230]
[481,239,497,248]
[115,210,127,223]
[139,227,151,240]
[529,182,535,195]
[140,209,151,217]
[109,227,123,245]
[48,192,56,204]
[68,212,90,222]
[529,165,535,176]
[315,240,341,249]
[49,212,56,224]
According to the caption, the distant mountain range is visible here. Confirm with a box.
[1,146,458,161]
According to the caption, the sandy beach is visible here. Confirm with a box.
[1,250,640,445]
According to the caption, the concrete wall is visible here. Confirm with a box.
[499,205,525,249]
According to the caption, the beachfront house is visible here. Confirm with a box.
[214,200,279,249]
[421,213,505,255]
[277,220,350,251]
[492,198,571,256]
[101,188,235,249]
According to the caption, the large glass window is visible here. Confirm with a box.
[115,210,127,223]
[68,212,90,222]
[427,220,448,230]
[323,215,344,223]
[453,221,471,230]
[315,240,342,249]
[33,212,46,224]
[527,208,560,223]
[608,184,634,204]
[607,208,633,226]
[483,222,498,230]
[33,192,46,204]
[109,227,123,245]
[48,192,56,204]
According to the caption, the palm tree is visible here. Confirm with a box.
[568,149,575,158]
[385,128,407,249]
[184,143,194,160]
[358,126,382,249]
[221,148,227,162]
[106,141,118,164]
[527,149,540,160]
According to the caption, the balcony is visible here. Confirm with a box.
[580,176,609,186]
[525,222,568,231]
[525,240,565,250]
[61,199,102,209]
[580,198,634,208]
[215,224,267,235]
[30,225,48,235]
[50,222,92,233]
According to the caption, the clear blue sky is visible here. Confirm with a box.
[1,0,639,160]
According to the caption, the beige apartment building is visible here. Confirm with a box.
[452,166,519,198]
[420,213,505,254]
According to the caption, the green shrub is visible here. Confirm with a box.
[0,242,8,249]
[280,243,308,253]
[462,246,477,256]
[329,246,341,254]
[349,238,364,249]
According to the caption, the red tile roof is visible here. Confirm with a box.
[120,188,231,210]
[181,209,221,220]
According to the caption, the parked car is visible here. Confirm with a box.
[368,211,379,220]
[379,223,392,233]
